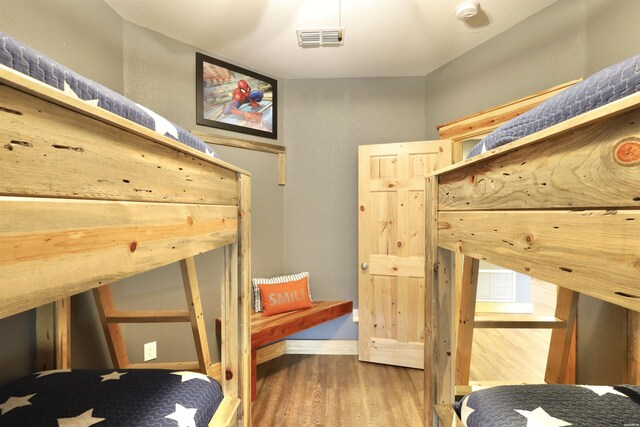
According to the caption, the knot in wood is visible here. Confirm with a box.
[225,369,233,381]
[129,241,138,252]
[614,137,640,165]
[524,234,533,244]
[186,215,194,225]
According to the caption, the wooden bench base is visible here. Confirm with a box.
[216,300,352,401]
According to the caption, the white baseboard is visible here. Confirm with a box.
[284,339,358,355]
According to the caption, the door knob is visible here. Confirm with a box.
[361,262,369,271]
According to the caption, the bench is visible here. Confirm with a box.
[216,300,353,401]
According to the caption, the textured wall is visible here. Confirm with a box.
[282,77,429,339]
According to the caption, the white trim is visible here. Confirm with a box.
[284,339,358,355]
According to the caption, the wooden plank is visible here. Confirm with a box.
[456,256,479,386]
[209,396,241,427]
[180,257,213,375]
[222,243,240,398]
[424,175,439,426]
[0,197,237,319]
[628,310,640,384]
[256,341,286,365]
[251,301,353,348]
[434,404,465,427]
[128,361,201,370]
[545,288,579,383]
[366,338,423,369]
[238,173,252,427]
[368,254,425,277]
[435,249,454,406]
[431,90,640,179]
[439,106,640,211]
[474,315,566,329]
[105,310,191,323]
[0,80,240,205]
[437,79,581,142]
[0,65,247,176]
[438,210,640,311]
[55,298,71,369]
[35,304,55,372]
[93,285,129,369]
[192,130,285,155]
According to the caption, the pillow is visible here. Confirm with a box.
[252,272,312,312]
[259,277,313,316]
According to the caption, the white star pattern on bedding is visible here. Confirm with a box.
[57,408,105,427]
[35,369,72,378]
[578,385,628,397]
[165,403,197,427]
[0,393,35,415]
[514,407,571,427]
[136,103,180,140]
[459,395,475,425]
[100,371,127,382]
[63,82,99,107]
[170,371,211,383]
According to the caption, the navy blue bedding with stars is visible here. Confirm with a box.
[455,384,640,426]
[468,53,640,158]
[0,31,217,158]
[0,369,223,426]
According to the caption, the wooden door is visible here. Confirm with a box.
[358,141,451,368]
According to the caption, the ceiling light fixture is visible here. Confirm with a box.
[456,0,480,20]
[296,0,344,47]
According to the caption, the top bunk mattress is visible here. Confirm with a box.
[468,53,640,158]
[0,31,217,158]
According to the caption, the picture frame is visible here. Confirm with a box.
[196,52,277,139]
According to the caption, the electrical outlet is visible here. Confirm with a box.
[352,309,359,323]
[144,341,157,362]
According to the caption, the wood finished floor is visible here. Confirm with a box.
[252,354,423,426]
[251,279,557,425]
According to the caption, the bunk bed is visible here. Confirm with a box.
[424,54,640,426]
[0,33,251,427]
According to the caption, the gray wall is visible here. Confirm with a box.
[282,77,428,338]
[425,0,637,383]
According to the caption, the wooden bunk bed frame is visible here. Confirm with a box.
[424,88,640,425]
[0,64,252,426]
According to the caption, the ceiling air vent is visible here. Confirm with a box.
[296,29,344,47]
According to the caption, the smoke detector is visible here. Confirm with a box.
[296,29,345,47]
[456,0,480,20]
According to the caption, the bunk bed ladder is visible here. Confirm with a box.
[456,257,578,391]
[93,256,215,377]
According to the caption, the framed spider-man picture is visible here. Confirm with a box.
[196,52,277,139]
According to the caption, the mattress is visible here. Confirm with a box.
[455,384,640,427]
[0,31,217,158]
[468,53,640,158]
[0,369,223,426]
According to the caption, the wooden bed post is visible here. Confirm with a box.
[628,310,640,384]
[36,298,72,371]
[238,173,252,427]
[456,257,480,385]
[425,176,457,426]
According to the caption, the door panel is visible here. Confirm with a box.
[358,140,451,369]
